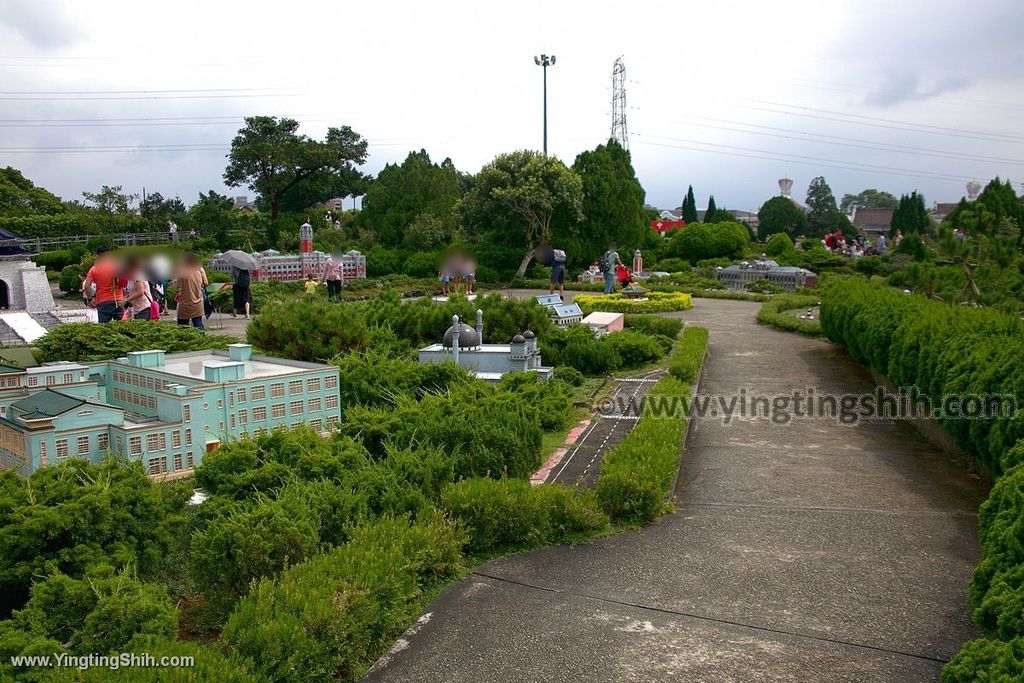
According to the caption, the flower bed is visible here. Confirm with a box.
[574,291,693,314]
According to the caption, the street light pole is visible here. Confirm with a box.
[533,54,556,154]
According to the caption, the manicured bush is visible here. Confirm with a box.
[248,299,370,362]
[221,516,465,683]
[34,321,237,363]
[668,327,709,383]
[574,291,693,314]
[764,232,795,257]
[623,315,682,339]
[665,221,749,262]
[32,249,79,272]
[440,478,607,554]
[604,329,664,368]
[942,637,1024,682]
[757,294,822,337]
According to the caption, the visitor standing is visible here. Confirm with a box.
[600,244,622,295]
[83,247,124,323]
[175,253,207,330]
[439,269,450,296]
[876,234,887,255]
[230,265,252,318]
[321,251,344,299]
[122,254,154,320]
[893,229,904,248]
[304,274,317,295]
[616,262,632,288]
[168,220,178,243]
[549,247,566,297]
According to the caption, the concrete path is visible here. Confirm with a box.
[365,298,988,683]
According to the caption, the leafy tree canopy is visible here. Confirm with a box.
[0,167,63,216]
[81,185,138,214]
[571,138,646,261]
[757,195,809,240]
[805,176,848,236]
[139,192,186,220]
[224,116,368,220]
[681,185,698,223]
[839,188,899,212]
[890,191,931,235]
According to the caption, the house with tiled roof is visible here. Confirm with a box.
[851,207,894,235]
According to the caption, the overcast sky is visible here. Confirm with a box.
[1,0,1022,213]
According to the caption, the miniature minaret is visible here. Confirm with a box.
[475,309,484,344]
[633,249,643,275]
[450,314,460,365]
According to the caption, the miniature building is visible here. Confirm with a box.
[0,344,341,478]
[534,294,583,326]
[418,311,554,382]
[578,264,603,283]
[715,258,817,292]
[633,249,643,275]
[850,207,894,236]
[581,311,624,336]
[621,283,648,299]
[208,248,366,283]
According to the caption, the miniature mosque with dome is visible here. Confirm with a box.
[417,311,555,382]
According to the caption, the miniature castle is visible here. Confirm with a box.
[418,311,554,381]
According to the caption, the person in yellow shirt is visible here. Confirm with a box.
[304,274,318,295]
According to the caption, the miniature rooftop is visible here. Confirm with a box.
[108,344,332,382]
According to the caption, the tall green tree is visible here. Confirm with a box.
[139,192,186,219]
[460,150,583,278]
[187,190,235,250]
[0,167,63,216]
[757,196,808,240]
[704,195,718,223]
[224,116,368,220]
[359,150,462,247]
[890,191,930,235]
[81,185,138,214]
[681,185,698,223]
[839,188,899,213]
[571,138,646,259]
[805,176,847,236]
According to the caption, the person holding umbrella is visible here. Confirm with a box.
[221,250,258,318]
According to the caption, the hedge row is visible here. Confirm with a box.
[668,327,710,383]
[0,214,151,238]
[596,327,709,524]
[818,277,1024,681]
[575,291,693,314]
[756,294,822,337]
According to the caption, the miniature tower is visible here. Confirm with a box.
[966,180,982,201]
[778,178,793,197]
[450,314,460,365]
[475,309,484,344]
[299,220,314,277]
[633,249,643,275]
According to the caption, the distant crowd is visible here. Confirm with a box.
[820,228,901,257]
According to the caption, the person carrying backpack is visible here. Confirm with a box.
[600,244,622,294]
[231,265,252,318]
[549,247,567,297]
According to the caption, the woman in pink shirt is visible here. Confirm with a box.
[321,251,344,299]
[122,253,154,320]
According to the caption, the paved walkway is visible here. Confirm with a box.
[365,298,988,683]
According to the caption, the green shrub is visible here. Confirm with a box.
[553,366,585,387]
[574,291,693,314]
[441,478,608,554]
[765,232,795,257]
[942,637,1024,682]
[59,263,86,295]
[757,294,822,337]
[665,221,749,262]
[32,249,78,272]
[668,327,709,383]
[34,321,237,363]
[248,299,370,362]
[604,329,664,368]
[623,315,682,338]
[221,516,465,683]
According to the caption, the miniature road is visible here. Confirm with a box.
[547,368,664,488]
[365,298,989,683]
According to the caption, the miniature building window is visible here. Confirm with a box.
[172,431,181,448]
[173,453,182,471]
[45,376,55,386]
[27,376,37,387]
[270,383,285,398]
[325,395,339,409]
[63,373,72,384]
[56,439,69,459]
[77,410,94,417]
[238,409,248,424]
[147,433,166,451]
[129,436,142,455]
[229,393,234,407]
[252,406,267,421]
[251,386,265,400]
[185,429,192,446]
[76,435,90,455]
[308,397,321,412]
[307,377,321,392]
[115,436,123,453]
[230,415,236,429]
[309,418,322,431]
[288,380,303,395]
[325,375,338,389]
[97,434,109,452]
[186,453,194,469]
[147,457,167,476]
[218,421,225,432]
[326,415,339,427]
[289,400,303,415]
[183,405,191,421]
[39,440,47,460]
[237,387,247,402]
[216,399,222,409]
[271,404,285,419]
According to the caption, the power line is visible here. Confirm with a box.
[792,77,1024,113]
[0,87,288,95]
[633,135,975,183]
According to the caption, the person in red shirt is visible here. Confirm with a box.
[83,247,125,323]
[616,263,632,288]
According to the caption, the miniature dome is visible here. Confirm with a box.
[523,330,536,339]
[511,334,526,344]
[443,323,480,348]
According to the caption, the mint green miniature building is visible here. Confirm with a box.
[0,344,341,478]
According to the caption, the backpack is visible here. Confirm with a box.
[234,268,251,288]
[599,251,613,273]
[552,249,566,264]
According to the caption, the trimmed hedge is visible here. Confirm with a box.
[596,327,708,524]
[668,327,709,383]
[575,291,693,314]
[623,315,682,339]
[819,277,1024,679]
[34,321,238,363]
[756,294,822,337]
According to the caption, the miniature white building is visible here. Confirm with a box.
[418,311,554,382]
[578,264,603,284]
[581,312,624,336]
[534,294,583,326]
